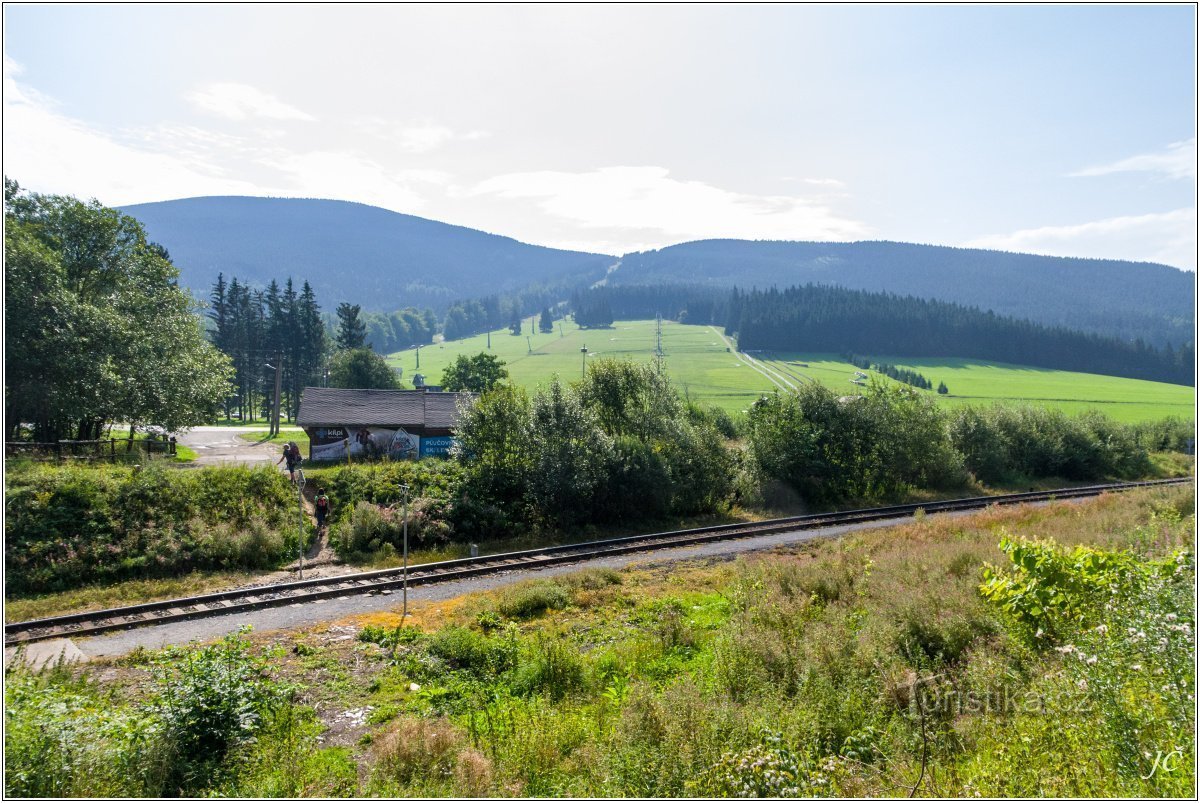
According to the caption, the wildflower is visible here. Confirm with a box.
[1055,645,1076,654]
[1165,613,1178,622]
[1086,656,1098,666]
[1035,628,1044,638]
[1131,664,1142,671]
[1094,624,1108,636]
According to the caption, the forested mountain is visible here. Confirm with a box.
[730,284,1194,386]
[612,240,1194,347]
[119,196,614,311]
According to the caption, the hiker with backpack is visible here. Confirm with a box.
[314,488,331,529]
[277,441,302,482]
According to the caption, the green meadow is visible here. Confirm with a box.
[387,319,1194,423]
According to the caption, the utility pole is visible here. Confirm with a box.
[487,330,491,350]
[414,344,421,370]
[296,470,307,579]
[655,313,663,359]
[266,357,282,437]
[558,322,564,338]
[526,335,532,354]
[400,483,410,620]
[580,345,588,379]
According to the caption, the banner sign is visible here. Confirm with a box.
[308,426,444,460]
[311,439,348,461]
[419,435,456,458]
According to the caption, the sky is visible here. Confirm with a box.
[3,4,1196,268]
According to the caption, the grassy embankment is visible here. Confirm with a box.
[6,485,1193,797]
[388,319,1194,422]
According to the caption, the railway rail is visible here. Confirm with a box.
[5,477,1191,646]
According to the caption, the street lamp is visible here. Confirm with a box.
[580,346,588,379]
[400,483,410,620]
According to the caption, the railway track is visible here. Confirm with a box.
[5,477,1191,646]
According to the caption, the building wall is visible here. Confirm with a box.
[304,424,456,461]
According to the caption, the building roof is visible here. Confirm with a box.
[296,387,475,429]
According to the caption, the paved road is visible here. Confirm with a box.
[176,426,301,467]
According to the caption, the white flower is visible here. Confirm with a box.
[1165,613,1178,622]
[1055,645,1076,654]
[1094,624,1108,636]
[1131,664,1142,671]
[1086,656,1098,666]
[1035,628,1045,638]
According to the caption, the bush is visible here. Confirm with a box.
[307,460,464,526]
[747,382,965,505]
[5,464,299,594]
[497,581,571,619]
[1132,416,1195,453]
[426,626,517,676]
[150,629,290,793]
[371,717,466,787]
[512,638,588,699]
[950,404,1150,484]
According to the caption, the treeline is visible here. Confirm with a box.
[6,180,231,442]
[452,360,733,532]
[845,354,939,392]
[746,383,1162,506]
[358,307,437,353]
[570,284,730,327]
[441,282,575,341]
[209,274,326,421]
[730,285,1195,386]
[613,239,1194,347]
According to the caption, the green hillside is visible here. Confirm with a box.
[387,319,1194,423]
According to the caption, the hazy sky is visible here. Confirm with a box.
[4,4,1196,267]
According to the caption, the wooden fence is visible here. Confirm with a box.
[5,437,177,462]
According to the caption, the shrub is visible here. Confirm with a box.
[309,460,464,526]
[512,638,588,699]
[150,629,289,793]
[5,464,299,594]
[497,581,571,619]
[4,664,168,797]
[747,382,965,505]
[371,716,465,786]
[426,626,517,676]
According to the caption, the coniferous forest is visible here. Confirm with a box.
[564,283,1194,386]
[727,285,1194,386]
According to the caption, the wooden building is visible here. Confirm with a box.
[295,387,475,461]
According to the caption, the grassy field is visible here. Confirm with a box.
[12,486,1189,797]
[388,320,1194,422]
[388,319,778,415]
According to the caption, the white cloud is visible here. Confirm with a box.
[1071,139,1196,181]
[470,166,868,243]
[965,208,1196,271]
[4,65,264,203]
[4,67,429,215]
[187,82,315,121]
[357,118,491,153]
[801,177,847,187]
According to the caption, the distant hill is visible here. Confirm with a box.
[120,196,615,311]
[612,240,1195,347]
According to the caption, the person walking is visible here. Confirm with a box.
[277,441,301,482]
[314,488,330,529]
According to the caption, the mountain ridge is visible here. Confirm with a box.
[120,195,1193,346]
